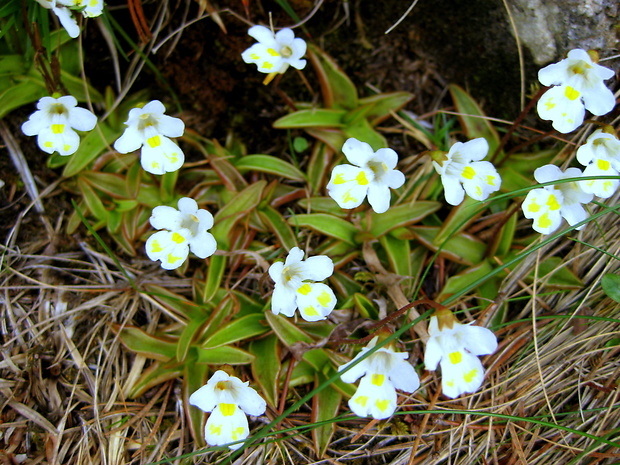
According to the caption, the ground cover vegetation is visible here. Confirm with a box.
[1,0,619,464]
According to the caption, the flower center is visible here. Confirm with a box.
[137,113,158,131]
[367,160,387,182]
[50,103,68,116]
[280,45,293,58]
[180,213,200,237]
[216,380,231,391]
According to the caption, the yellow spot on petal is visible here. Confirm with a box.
[267,48,280,57]
[44,141,53,148]
[172,232,185,244]
[475,186,482,197]
[527,201,540,213]
[371,374,385,386]
[354,396,368,407]
[462,166,476,180]
[262,62,274,70]
[250,53,260,60]
[537,213,552,229]
[51,124,65,134]
[231,426,245,440]
[564,86,580,101]
[220,403,236,417]
[604,181,612,191]
[151,162,160,169]
[544,98,555,111]
[89,0,97,6]
[150,240,163,253]
[375,399,389,412]
[303,306,319,317]
[165,153,178,163]
[597,159,611,171]
[446,380,454,387]
[448,351,462,365]
[147,135,161,148]
[317,291,332,307]
[333,173,347,185]
[297,284,312,295]
[208,424,222,436]
[167,253,182,264]
[463,369,478,383]
[486,175,496,186]
[342,190,357,203]
[355,171,369,186]
[63,144,72,152]
[546,194,560,211]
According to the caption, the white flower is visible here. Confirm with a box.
[58,0,105,17]
[114,100,185,175]
[35,0,80,38]
[327,138,405,214]
[432,138,501,206]
[268,247,336,322]
[21,95,97,156]
[576,129,620,199]
[145,197,216,270]
[189,370,266,450]
[241,25,306,78]
[424,312,497,399]
[522,164,593,234]
[338,336,420,419]
[537,49,615,133]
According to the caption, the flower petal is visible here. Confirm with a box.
[460,325,498,356]
[204,403,249,450]
[68,107,97,131]
[114,126,143,153]
[342,138,374,167]
[440,352,485,399]
[348,375,397,420]
[388,359,420,393]
[441,175,465,206]
[326,164,369,209]
[300,255,334,281]
[271,282,298,318]
[367,183,392,213]
[295,282,336,321]
[177,197,198,214]
[189,232,217,259]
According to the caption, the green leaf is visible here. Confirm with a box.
[291,213,358,245]
[380,233,411,279]
[250,335,281,407]
[212,181,266,250]
[308,44,358,110]
[115,325,177,361]
[449,84,500,155]
[235,155,305,181]
[202,314,268,348]
[202,254,227,303]
[144,284,204,321]
[354,293,378,320]
[306,143,332,195]
[63,123,120,177]
[259,206,299,251]
[312,374,342,457]
[265,312,313,347]
[177,316,209,362]
[77,177,108,221]
[194,345,255,365]
[80,171,130,198]
[358,92,414,125]
[434,197,484,246]
[0,77,46,119]
[128,360,184,398]
[306,128,347,154]
[602,274,620,303]
[273,109,346,129]
[343,118,386,151]
[367,201,441,238]
[437,260,495,302]
[407,226,486,265]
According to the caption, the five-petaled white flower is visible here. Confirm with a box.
[537,49,615,134]
[114,100,185,175]
[189,370,266,450]
[522,164,593,235]
[35,0,80,38]
[268,247,336,322]
[146,197,216,270]
[432,138,501,206]
[338,336,420,419]
[21,95,97,156]
[424,310,498,399]
[241,25,306,84]
[327,138,405,214]
[576,129,620,199]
